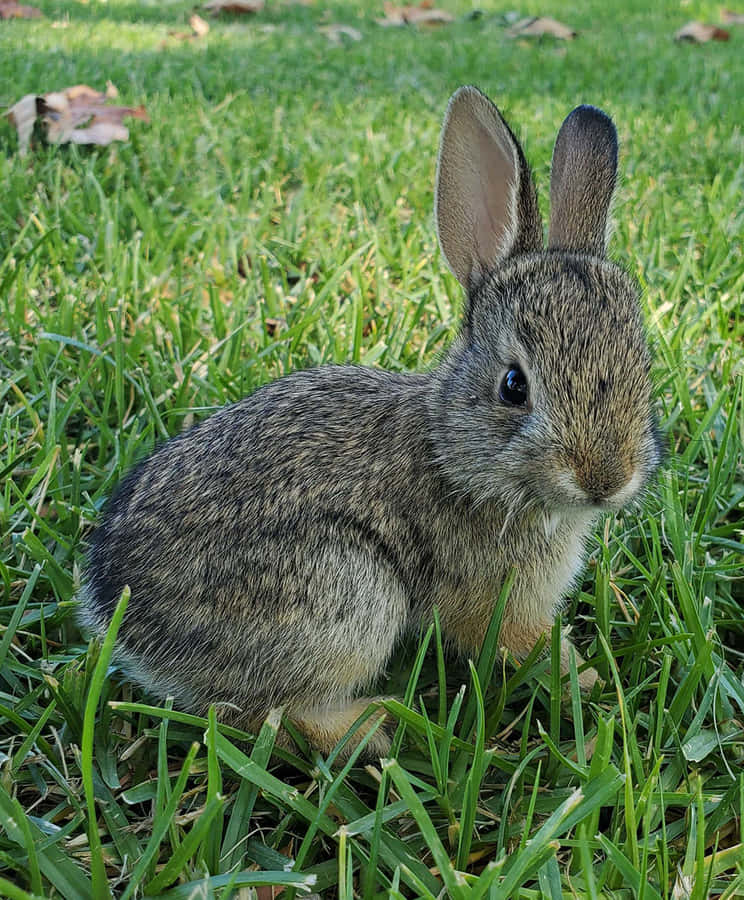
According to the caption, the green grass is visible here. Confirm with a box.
[2,0,744,895]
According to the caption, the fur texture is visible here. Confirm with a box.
[79,86,662,757]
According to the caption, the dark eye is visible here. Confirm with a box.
[499,366,529,407]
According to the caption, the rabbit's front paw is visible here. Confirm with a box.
[290,698,392,762]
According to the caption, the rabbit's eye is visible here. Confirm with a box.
[499,366,528,407]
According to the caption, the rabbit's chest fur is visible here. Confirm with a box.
[417,502,595,654]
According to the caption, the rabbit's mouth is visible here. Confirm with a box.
[601,467,649,508]
[551,463,650,512]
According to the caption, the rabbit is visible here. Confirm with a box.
[79,86,662,759]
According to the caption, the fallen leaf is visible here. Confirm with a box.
[64,84,107,102]
[63,121,130,145]
[507,16,577,39]
[203,0,264,14]
[674,21,730,41]
[6,85,148,156]
[254,886,286,900]
[376,0,453,26]
[6,94,37,156]
[318,22,362,43]
[166,13,210,41]
[721,9,744,24]
[190,13,210,35]
[582,734,598,761]
[0,0,42,17]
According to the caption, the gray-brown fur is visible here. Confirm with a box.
[79,86,661,757]
[548,104,619,255]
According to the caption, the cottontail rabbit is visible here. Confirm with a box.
[80,87,661,757]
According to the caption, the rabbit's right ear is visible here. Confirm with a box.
[548,105,618,256]
[435,87,542,292]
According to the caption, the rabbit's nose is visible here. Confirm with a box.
[572,450,631,504]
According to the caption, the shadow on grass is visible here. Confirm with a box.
[2,16,508,108]
[41,0,228,26]
[28,0,364,26]
[5,1,739,124]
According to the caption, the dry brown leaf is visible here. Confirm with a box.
[6,94,37,156]
[203,0,264,14]
[376,0,453,26]
[254,886,285,900]
[6,85,148,156]
[507,16,577,39]
[721,9,744,24]
[190,13,210,35]
[63,84,105,103]
[0,0,42,18]
[65,122,131,145]
[674,21,730,41]
[167,13,210,41]
[318,22,362,43]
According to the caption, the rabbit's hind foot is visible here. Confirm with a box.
[290,697,392,762]
[500,620,601,692]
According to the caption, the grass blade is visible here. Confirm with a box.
[81,587,130,900]
[382,758,464,900]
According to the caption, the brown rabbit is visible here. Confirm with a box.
[79,87,661,757]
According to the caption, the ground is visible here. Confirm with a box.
[1,0,743,896]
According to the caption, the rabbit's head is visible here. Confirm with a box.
[431,87,661,515]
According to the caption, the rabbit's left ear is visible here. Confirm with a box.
[436,87,542,291]
[548,105,618,256]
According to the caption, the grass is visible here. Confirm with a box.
[1,0,743,895]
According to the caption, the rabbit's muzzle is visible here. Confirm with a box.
[571,449,630,505]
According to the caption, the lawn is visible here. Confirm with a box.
[1,0,743,895]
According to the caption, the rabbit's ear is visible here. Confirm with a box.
[548,105,618,256]
[436,86,542,291]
